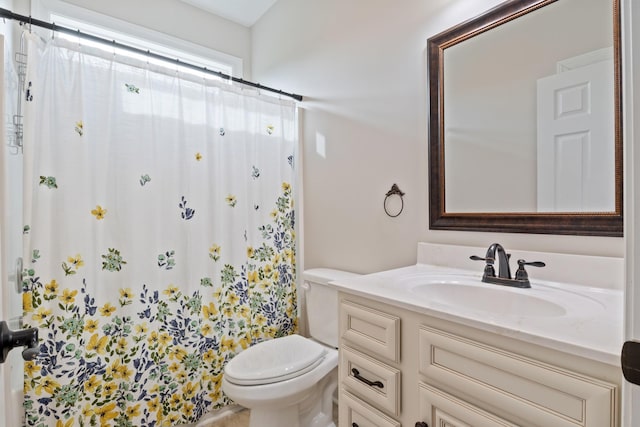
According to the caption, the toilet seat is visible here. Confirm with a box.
[224,334,328,386]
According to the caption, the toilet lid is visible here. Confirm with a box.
[224,334,328,386]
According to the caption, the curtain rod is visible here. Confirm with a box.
[0,8,303,102]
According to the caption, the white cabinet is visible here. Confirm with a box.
[339,300,402,426]
[338,294,620,427]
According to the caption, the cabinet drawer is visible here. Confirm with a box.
[341,345,401,416]
[340,391,401,427]
[340,300,400,362]
[419,382,518,427]
[419,326,617,427]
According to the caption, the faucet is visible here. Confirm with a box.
[0,321,39,364]
[470,243,545,288]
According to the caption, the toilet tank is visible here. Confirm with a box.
[302,268,360,348]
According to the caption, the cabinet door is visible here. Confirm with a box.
[419,382,519,427]
[340,390,401,427]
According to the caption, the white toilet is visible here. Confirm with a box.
[221,268,359,427]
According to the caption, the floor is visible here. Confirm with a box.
[190,404,339,427]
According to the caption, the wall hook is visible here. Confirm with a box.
[384,184,405,217]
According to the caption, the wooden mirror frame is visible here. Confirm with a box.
[427,0,623,237]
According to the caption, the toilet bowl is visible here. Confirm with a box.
[221,268,360,427]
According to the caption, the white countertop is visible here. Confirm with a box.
[327,263,624,367]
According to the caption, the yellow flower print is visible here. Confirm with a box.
[168,362,180,373]
[81,404,94,418]
[134,322,148,334]
[84,375,100,393]
[201,324,212,336]
[116,364,133,381]
[163,284,180,298]
[159,332,172,347]
[169,347,187,362]
[263,264,273,275]
[238,306,250,319]
[23,291,33,312]
[255,313,267,326]
[87,333,109,355]
[147,331,159,346]
[176,371,188,382]
[270,209,278,219]
[103,382,118,396]
[44,280,59,296]
[247,270,258,285]
[209,244,221,263]
[24,361,39,377]
[282,182,291,192]
[35,377,60,395]
[183,381,196,399]
[126,404,141,418]
[99,302,116,317]
[91,205,107,220]
[59,288,78,304]
[203,349,215,364]
[167,413,181,424]
[209,390,222,401]
[170,393,181,407]
[84,319,99,333]
[227,293,239,305]
[225,194,237,207]
[94,401,118,423]
[195,152,203,161]
[32,307,52,323]
[56,419,73,427]
[220,336,235,352]
[119,288,133,299]
[273,270,280,282]
[74,121,84,136]
[247,246,254,258]
[222,306,234,317]
[67,254,84,269]
[272,253,281,264]
[116,337,127,353]
[183,402,194,418]
[239,334,251,350]
[147,397,160,412]
[202,302,218,319]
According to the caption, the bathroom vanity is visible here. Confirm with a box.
[330,244,623,427]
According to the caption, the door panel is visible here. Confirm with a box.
[537,59,614,212]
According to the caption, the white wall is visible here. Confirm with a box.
[35,0,252,78]
[252,0,625,274]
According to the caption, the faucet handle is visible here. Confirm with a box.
[470,255,496,278]
[514,259,546,282]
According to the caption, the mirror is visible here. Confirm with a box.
[428,0,622,236]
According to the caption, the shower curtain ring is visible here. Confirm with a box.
[28,15,32,33]
[51,22,55,40]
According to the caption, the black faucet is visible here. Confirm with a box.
[470,243,545,288]
[0,321,39,364]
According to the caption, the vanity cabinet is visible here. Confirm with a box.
[338,294,620,427]
[338,300,402,427]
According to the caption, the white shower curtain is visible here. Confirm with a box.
[21,34,298,426]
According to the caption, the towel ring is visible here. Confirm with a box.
[384,184,405,217]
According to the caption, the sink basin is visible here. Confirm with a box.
[410,281,567,318]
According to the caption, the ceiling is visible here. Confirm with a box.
[180,0,279,27]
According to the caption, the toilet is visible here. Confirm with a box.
[221,268,359,427]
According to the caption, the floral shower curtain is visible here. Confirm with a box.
[20,34,298,427]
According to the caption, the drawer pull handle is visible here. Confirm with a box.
[415,423,429,427]
[351,368,384,388]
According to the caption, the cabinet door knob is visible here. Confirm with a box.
[415,422,429,427]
